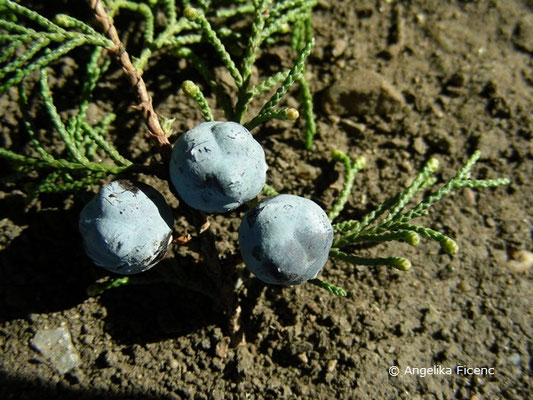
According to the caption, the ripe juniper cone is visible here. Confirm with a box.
[79,180,174,275]
[239,194,334,285]
[169,121,267,213]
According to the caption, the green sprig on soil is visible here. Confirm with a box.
[0,0,114,93]
[0,0,318,196]
[0,63,136,196]
[180,0,318,131]
[328,150,510,269]
[290,9,316,149]
[182,80,213,121]
[309,278,347,297]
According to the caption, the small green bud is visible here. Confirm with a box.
[161,116,176,135]
[184,7,198,20]
[427,158,440,172]
[279,23,291,34]
[262,184,279,197]
[286,108,299,121]
[441,238,458,255]
[405,231,420,246]
[182,80,199,96]
[392,257,411,271]
[54,14,70,26]
[353,156,366,170]
[424,176,438,187]
[334,287,347,297]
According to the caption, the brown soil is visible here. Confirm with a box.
[1,1,532,399]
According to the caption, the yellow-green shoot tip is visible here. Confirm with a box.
[441,238,458,255]
[184,7,198,20]
[427,158,439,172]
[393,257,411,271]
[286,108,299,120]
[182,80,199,96]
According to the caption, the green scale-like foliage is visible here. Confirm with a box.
[328,151,509,274]
[0,0,319,195]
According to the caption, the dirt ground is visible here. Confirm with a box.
[1,0,532,399]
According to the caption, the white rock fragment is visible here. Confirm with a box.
[31,327,81,374]
[508,352,521,366]
[505,250,533,273]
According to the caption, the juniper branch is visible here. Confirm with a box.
[18,84,55,163]
[379,158,440,226]
[328,150,366,222]
[215,3,255,18]
[298,75,316,150]
[39,69,87,164]
[0,37,86,93]
[351,157,440,236]
[263,0,316,38]
[252,69,291,96]
[32,171,107,197]
[183,7,243,87]
[309,278,347,297]
[0,148,133,174]
[397,151,509,223]
[332,151,508,265]
[333,230,420,248]
[182,80,213,121]
[233,0,273,121]
[0,38,50,80]
[245,38,314,129]
[175,46,234,120]
[81,122,132,167]
[386,223,458,255]
[245,107,299,131]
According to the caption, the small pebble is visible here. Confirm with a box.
[331,39,347,58]
[31,327,81,374]
[505,250,533,273]
[413,137,427,155]
[457,279,470,293]
[297,353,309,364]
[169,358,180,369]
[508,352,521,366]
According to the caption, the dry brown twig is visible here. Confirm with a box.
[88,0,171,148]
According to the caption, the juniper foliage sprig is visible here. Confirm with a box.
[0,60,138,196]
[0,0,114,93]
[328,150,366,222]
[290,9,317,149]
[309,278,347,297]
[182,80,214,121]
[180,0,318,132]
[1,0,320,198]
[328,150,510,269]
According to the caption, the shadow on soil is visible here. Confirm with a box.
[97,278,217,345]
[0,193,217,344]
[0,371,166,400]
[0,197,94,321]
